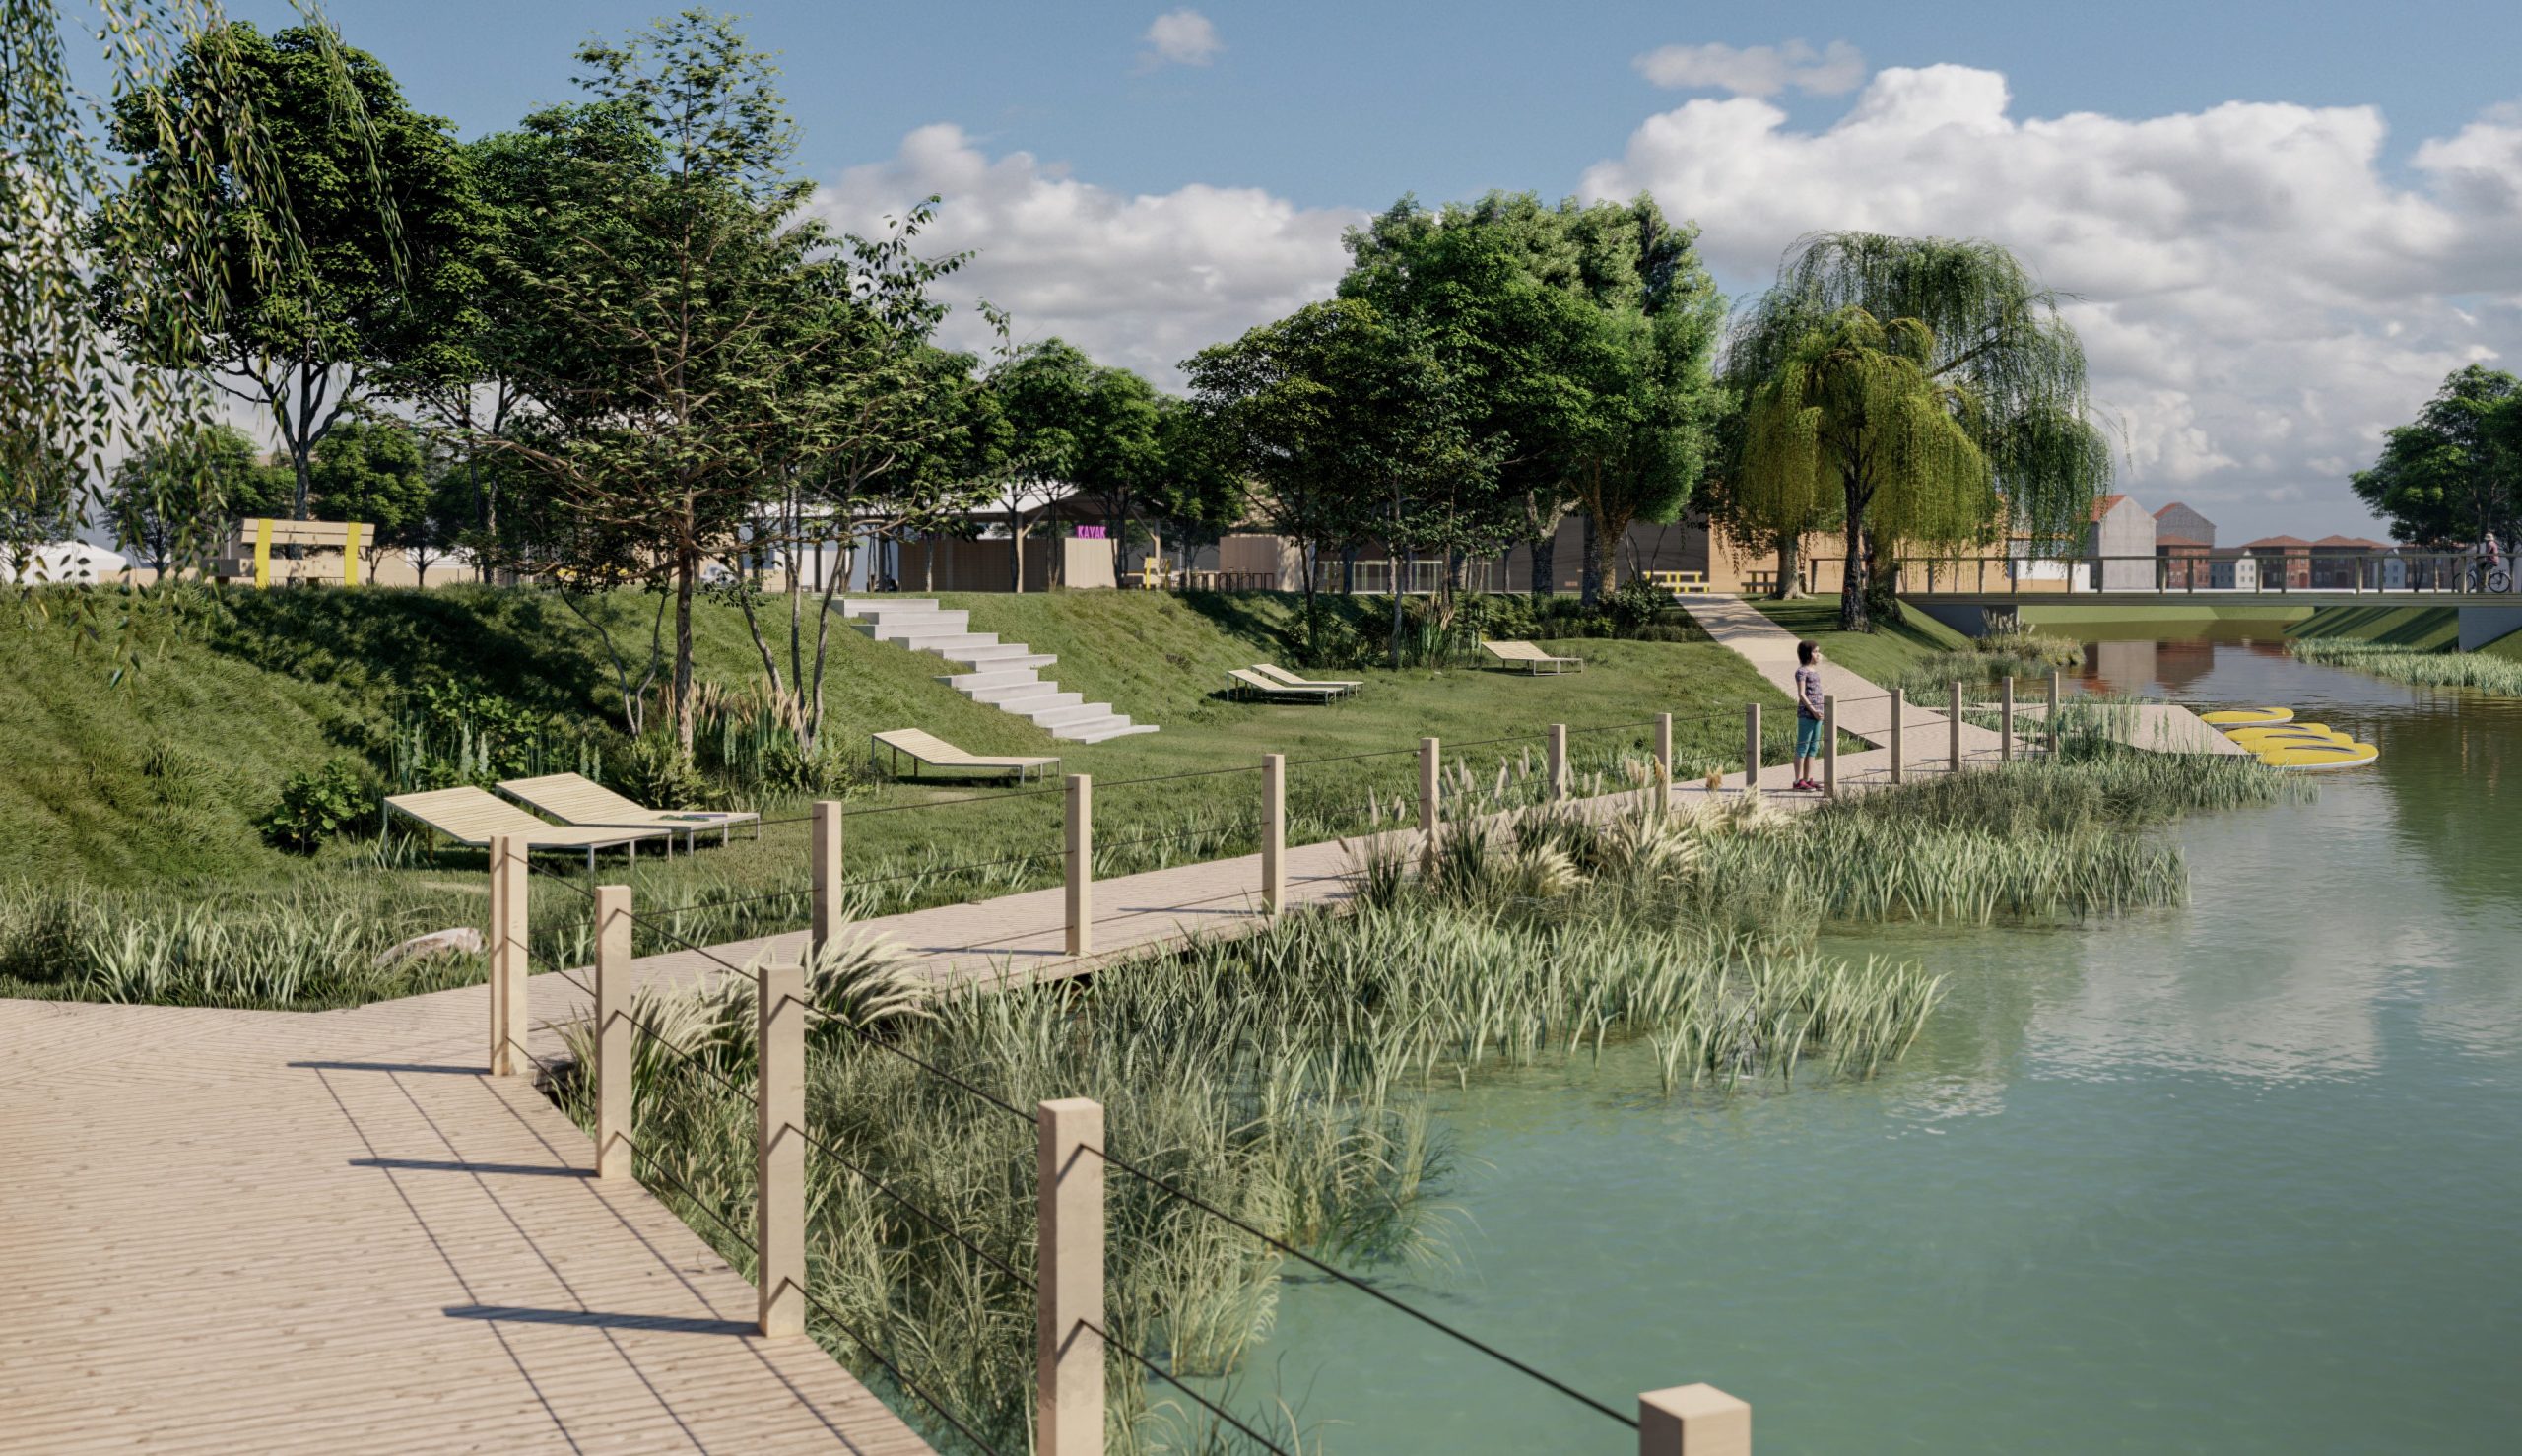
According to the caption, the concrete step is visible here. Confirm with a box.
[939,651,1056,676]
[838,598,935,617]
[882,630,999,653]
[940,645,1053,669]
[945,667,1044,693]
[851,609,962,631]
[1059,718,1161,744]
[976,684,1077,710]
[868,616,975,640]
[1029,699,1112,728]
[850,614,965,640]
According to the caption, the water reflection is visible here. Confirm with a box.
[1240,634,2522,1454]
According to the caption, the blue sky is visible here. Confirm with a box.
[224,1,2517,210]
[163,4,2522,536]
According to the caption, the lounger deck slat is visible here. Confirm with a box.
[1227,668,1345,702]
[870,729,1060,781]
[497,772,761,838]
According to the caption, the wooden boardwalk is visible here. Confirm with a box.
[1678,594,2245,758]
[0,995,933,1453]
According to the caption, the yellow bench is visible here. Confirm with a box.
[1645,569,1708,596]
[209,517,374,588]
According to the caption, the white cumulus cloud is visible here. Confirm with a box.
[812,124,1356,383]
[1581,65,2522,536]
[1140,9,1224,70]
[1633,38,1866,99]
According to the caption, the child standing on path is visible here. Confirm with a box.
[1793,640,1825,791]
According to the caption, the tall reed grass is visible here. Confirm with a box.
[2287,638,2522,696]
[552,829,1942,1454]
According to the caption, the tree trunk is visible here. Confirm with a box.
[1341,546,1356,595]
[1595,511,1629,597]
[1580,513,1602,607]
[1839,491,1869,632]
[1390,549,1410,669]
[1773,535,1800,600]
[1529,530,1555,599]
[673,551,698,754]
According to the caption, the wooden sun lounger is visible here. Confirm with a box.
[870,728,1061,783]
[382,787,669,871]
[1227,667,1346,703]
[497,772,760,851]
[1482,639,1585,675]
[1252,663,1361,697]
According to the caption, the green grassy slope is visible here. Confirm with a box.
[6,586,1790,893]
[2283,605,2461,648]
[0,587,1025,888]
[1750,599,1975,689]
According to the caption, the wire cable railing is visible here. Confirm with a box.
[1084,1141,1637,1434]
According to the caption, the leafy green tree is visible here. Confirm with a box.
[1184,299,1388,648]
[1144,395,1249,578]
[106,424,288,575]
[479,13,849,750]
[93,21,482,529]
[1340,191,1723,602]
[982,338,1163,588]
[1731,232,2112,630]
[0,444,82,584]
[1741,307,1995,628]
[307,415,431,573]
[2351,365,2520,549]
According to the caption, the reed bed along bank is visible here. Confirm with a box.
[553,810,1946,1455]
[547,744,2302,1453]
[2287,638,2522,696]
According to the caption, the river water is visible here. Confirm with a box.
[1238,633,2521,1453]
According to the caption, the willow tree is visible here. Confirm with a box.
[8,5,387,629]
[1742,308,1995,629]
[1731,232,2112,630]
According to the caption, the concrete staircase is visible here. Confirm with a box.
[836,599,1160,745]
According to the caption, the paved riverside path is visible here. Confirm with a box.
[1678,594,2246,760]
[0,994,934,1453]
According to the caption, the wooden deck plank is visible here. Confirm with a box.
[0,995,933,1454]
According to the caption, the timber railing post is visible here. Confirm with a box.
[1822,695,1837,799]
[1548,723,1568,801]
[2047,670,2063,758]
[1890,689,1905,784]
[2001,677,2017,761]
[1743,703,1761,792]
[1037,1097,1106,1456]
[1419,737,1440,874]
[488,834,527,1076]
[756,959,806,1338]
[1261,754,1286,913]
[1639,1383,1751,1456]
[810,799,843,956]
[1065,774,1093,957]
[1949,679,1965,775]
[595,884,633,1181]
[1654,712,1674,816]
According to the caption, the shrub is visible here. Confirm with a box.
[255,760,369,854]
[609,735,712,810]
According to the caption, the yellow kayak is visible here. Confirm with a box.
[2256,741,2379,770]
[2226,725,2349,747]
[2202,706,2294,726]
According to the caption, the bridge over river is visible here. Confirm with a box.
[1896,551,2522,650]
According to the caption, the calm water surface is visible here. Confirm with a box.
[1238,634,2521,1453]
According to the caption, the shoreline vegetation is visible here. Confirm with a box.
[536,736,2303,1453]
[2287,638,2522,695]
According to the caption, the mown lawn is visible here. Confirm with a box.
[2,585,1795,1004]
[1748,597,1976,688]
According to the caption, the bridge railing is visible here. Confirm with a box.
[1899,550,2510,596]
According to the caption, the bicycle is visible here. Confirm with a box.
[2463,563,2513,594]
